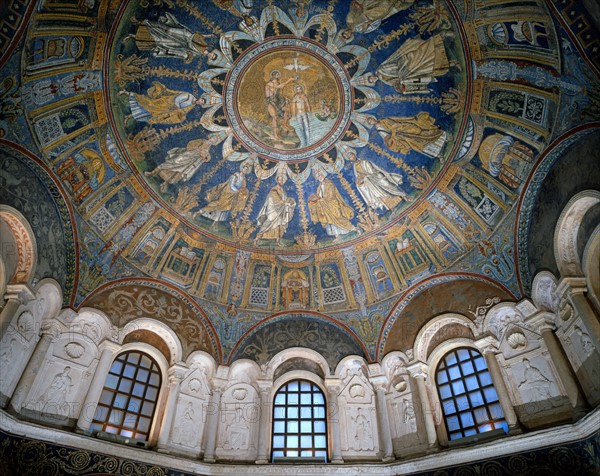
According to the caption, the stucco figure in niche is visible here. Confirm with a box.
[222,407,250,450]
[37,366,73,413]
[518,358,555,404]
[351,407,374,451]
[124,12,209,62]
[574,325,594,357]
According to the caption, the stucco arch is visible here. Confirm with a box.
[119,318,184,365]
[414,314,477,363]
[554,190,600,277]
[0,205,37,286]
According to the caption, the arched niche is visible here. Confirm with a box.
[120,318,183,366]
[413,314,477,364]
[0,205,37,286]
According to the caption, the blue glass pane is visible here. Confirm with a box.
[300,421,312,433]
[464,428,477,437]
[273,450,284,457]
[287,393,299,405]
[469,390,484,406]
[300,407,312,418]
[274,421,285,433]
[139,355,152,369]
[141,401,154,416]
[93,406,108,422]
[301,436,312,448]
[457,349,471,362]
[274,407,285,419]
[132,383,145,397]
[314,435,326,448]
[120,429,134,438]
[109,409,124,425]
[300,381,311,391]
[127,353,140,364]
[301,450,313,457]
[314,406,325,419]
[455,395,469,412]
[104,374,119,390]
[443,400,457,415]
[300,393,312,405]
[465,375,479,391]
[448,366,461,381]
[288,382,298,392]
[148,373,160,386]
[446,415,460,431]
[459,412,474,428]
[118,378,133,393]
[145,387,158,401]
[488,403,504,419]
[474,357,487,371]
[122,413,137,429]
[479,371,492,386]
[315,451,327,458]
[451,380,466,395]
[137,368,149,383]
[314,421,326,433]
[287,421,298,433]
[483,387,499,403]
[460,361,475,375]
[445,353,457,366]
[437,371,448,385]
[287,436,298,448]
[478,423,493,433]
[497,421,509,433]
[473,407,489,424]
[439,384,452,399]
[90,422,103,432]
[128,397,141,413]
[275,394,285,405]
[287,450,299,457]
[313,393,324,405]
[449,431,462,440]
[99,390,113,406]
[110,361,123,375]
[287,407,298,419]
[273,436,284,448]
[123,365,136,379]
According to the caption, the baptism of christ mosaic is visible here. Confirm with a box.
[108,0,467,251]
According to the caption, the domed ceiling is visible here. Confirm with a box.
[1,0,599,366]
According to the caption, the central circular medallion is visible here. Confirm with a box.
[225,37,352,162]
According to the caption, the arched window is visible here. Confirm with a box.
[436,347,508,441]
[272,380,327,461]
[90,351,162,441]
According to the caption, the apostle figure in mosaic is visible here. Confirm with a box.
[255,174,295,246]
[377,34,453,94]
[124,12,209,62]
[120,81,203,126]
[145,136,217,192]
[308,171,356,240]
[347,152,410,212]
[196,163,251,224]
[368,112,447,158]
[346,0,415,34]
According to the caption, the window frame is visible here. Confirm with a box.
[434,346,508,442]
[90,350,163,442]
[270,378,329,462]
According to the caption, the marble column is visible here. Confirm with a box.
[480,346,519,432]
[325,380,343,463]
[372,378,394,462]
[9,325,57,412]
[408,364,437,448]
[528,312,588,414]
[0,284,34,339]
[203,384,223,462]
[255,381,271,464]
[558,278,600,351]
[76,341,120,432]
[157,364,187,451]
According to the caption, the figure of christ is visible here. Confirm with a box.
[290,85,311,147]
[265,70,294,140]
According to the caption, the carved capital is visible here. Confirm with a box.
[406,362,428,379]
[474,336,500,355]
[369,375,388,392]
[168,363,188,383]
[556,276,588,299]
[4,283,35,303]
[98,339,121,354]
[525,311,556,333]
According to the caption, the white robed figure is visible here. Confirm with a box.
[348,153,409,211]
